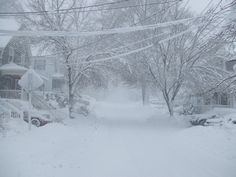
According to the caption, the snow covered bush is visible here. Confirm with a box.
[0,113,10,136]
[45,93,68,109]
[182,104,194,115]
[189,110,236,126]
[71,94,96,118]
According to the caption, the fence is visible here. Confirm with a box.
[0,90,21,99]
[193,104,232,114]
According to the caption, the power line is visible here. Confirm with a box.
[53,0,129,12]
[0,0,128,16]
[68,25,201,66]
[70,0,181,53]
[104,32,169,52]
[81,43,153,64]
[69,31,170,63]
[31,3,179,58]
[0,16,199,37]
[0,0,180,16]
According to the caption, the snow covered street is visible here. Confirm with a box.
[1,100,236,177]
[1,0,236,176]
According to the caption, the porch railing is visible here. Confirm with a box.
[193,104,232,114]
[0,90,21,99]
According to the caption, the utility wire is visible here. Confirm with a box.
[29,0,182,57]
[0,0,129,16]
[72,27,195,65]
[0,0,180,16]
[69,31,170,63]
[0,16,199,37]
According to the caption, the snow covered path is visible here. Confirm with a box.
[0,101,236,177]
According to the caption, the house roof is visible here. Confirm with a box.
[0,18,20,48]
[0,62,28,75]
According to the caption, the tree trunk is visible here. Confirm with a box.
[141,78,149,105]
[162,92,174,116]
[166,100,174,117]
[68,65,74,119]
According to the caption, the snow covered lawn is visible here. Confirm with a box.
[1,101,236,177]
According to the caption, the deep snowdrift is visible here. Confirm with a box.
[0,100,236,177]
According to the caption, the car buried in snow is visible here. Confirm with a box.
[71,94,96,117]
[23,110,52,127]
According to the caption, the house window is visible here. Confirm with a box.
[34,59,46,70]
[9,47,14,62]
[52,78,64,90]
[221,93,228,105]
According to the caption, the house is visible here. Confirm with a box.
[0,16,66,100]
[190,58,236,113]
[0,18,31,99]
[209,59,236,108]
[32,52,66,93]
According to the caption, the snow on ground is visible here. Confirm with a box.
[0,94,236,177]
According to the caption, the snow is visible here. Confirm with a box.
[19,68,44,91]
[158,22,205,44]
[36,72,49,81]
[0,18,19,48]
[73,27,199,64]
[72,31,170,61]
[31,45,55,57]
[52,73,64,79]
[0,16,200,37]
[81,43,153,64]
[1,90,236,177]
[158,28,193,44]
[0,62,28,75]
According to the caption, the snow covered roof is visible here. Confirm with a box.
[0,18,20,48]
[0,62,28,75]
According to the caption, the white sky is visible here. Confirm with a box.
[187,0,221,14]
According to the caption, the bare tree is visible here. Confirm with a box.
[112,0,227,116]
[21,0,105,118]
[146,2,232,116]
[223,0,236,41]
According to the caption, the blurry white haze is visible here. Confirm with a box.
[0,0,236,177]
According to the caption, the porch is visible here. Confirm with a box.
[189,92,236,113]
[0,62,28,99]
[0,89,21,99]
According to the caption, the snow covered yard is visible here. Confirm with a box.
[0,100,236,177]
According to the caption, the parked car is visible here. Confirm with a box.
[71,94,96,117]
[23,110,52,127]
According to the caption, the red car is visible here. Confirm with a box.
[23,110,52,127]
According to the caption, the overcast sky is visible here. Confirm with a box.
[187,0,220,14]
